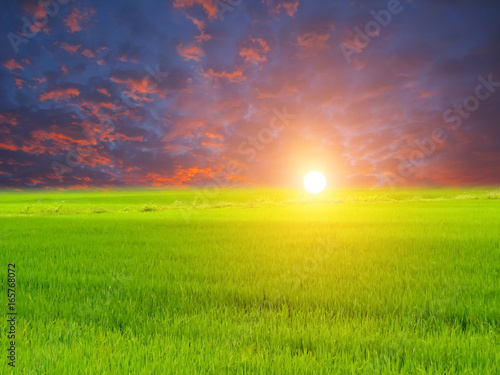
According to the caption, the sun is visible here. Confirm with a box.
[304,172,326,194]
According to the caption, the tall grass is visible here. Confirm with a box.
[1,189,499,373]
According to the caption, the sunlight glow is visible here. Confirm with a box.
[304,172,326,194]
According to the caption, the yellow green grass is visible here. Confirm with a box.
[1,188,499,374]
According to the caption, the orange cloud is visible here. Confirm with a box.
[177,43,204,62]
[102,133,143,143]
[144,167,216,186]
[3,59,24,71]
[31,129,88,146]
[186,15,211,42]
[64,7,96,33]
[283,1,299,16]
[110,76,160,101]
[0,136,47,155]
[39,88,80,102]
[204,68,246,83]
[205,132,223,139]
[60,42,81,54]
[265,0,299,17]
[74,102,119,132]
[0,139,19,152]
[81,153,113,168]
[15,78,24,89]
[82,49,96,58]
[6,159,33,167]
[253,38,270,52]
[187,15,205,31]
[141,165,248,187]
[117,54,140,63]
[201,131,223,150]
[0,114,18,127]
[297,32,330,49]
[97,88,111,96]
[201,141,223,150]
[33,77,47,87]
[172,0,218,20]
[240,38,270,64]
[21,2,50,34]
[23,2,48,17]
[28,178,44,185]
[239,47,264,63]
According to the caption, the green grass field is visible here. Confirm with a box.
[1,188,500,374]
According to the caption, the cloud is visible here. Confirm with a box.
[176,43,204,62]
[3,59,24,71]
[297,32,330,49]
[82,49,96,58]
[15,78,24,89]
[144,167,215,186]
[97,88,111,96]
[110,74,158,101]
[264,0,300,17]
[203,68,246,83]
[39,87,80,102]
[239,38,270,64]
[0,113,18,127]
[64,7,96,33]
[59,42,81,54]
[172,0,218,20]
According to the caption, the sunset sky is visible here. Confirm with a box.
[1,0,499,188]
